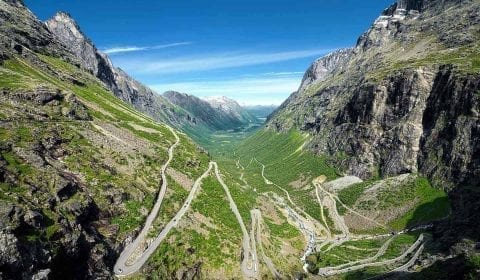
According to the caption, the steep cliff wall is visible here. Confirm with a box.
[44,12,189,128]
[267,0,480,188]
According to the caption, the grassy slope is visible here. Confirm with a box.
[0,50,214,276]
[337,176,450,231]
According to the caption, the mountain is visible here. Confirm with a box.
[258,0,480,277]
[43,12,259,144]
[164,91,256,131]
[268,0,479,187]
[43,12,211,134]
[0,1,213,279]
[244,105,278,120]
[203,96,257,125]
[1,0,480,279]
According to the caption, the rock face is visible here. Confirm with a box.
[298,48,353,92]
[44,12,188,128]
[45,13,102,78]
[267,0,480,188]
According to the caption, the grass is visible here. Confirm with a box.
[335,175,450,231]
[338,181,371,208]
[316,238,386,267]
[379,232,422,261]
[389,177,450,230]
[192,176,242,233]
[264,217,300,239]
[369,43,480,81]
[111,195,155,234]
[237,129,338,184]
[2,150,33,176]
[228,129,339,222]
[153,174,189,228]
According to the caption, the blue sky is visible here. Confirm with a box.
[26,0,393,105]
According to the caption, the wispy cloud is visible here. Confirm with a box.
[120,48,332,74]
[102,42,191,55]
[150,75,304,105]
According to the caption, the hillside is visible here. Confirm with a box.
[0,1,238,278]
[244,105,278,120]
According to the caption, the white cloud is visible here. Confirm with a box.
[102,42,191,55]
[121,48,332,74]
[150,74,304,105]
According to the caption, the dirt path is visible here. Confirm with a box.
[315,184,332,237]
[253,158,329,237]
[318,183,350,238]
[316,182,389,230]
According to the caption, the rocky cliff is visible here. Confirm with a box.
[267,0,480,188]
[44,12,191,129]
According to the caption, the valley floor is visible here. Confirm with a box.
[118,128,451,280]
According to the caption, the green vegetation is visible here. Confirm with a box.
[111,195,155,234]
[389,177,450,230]
[338,181,371,208]
[370,43,480,81]
[2,151,33,176]
[336,175,450,231]
[316,238,386,267]
[264,217,300,239]
[192,176,241,233]
[379,232,422,261]
[237,130,338,184]
[153,174,189,228]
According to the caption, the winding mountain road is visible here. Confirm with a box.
[114,125,180,276]
[251,209,284,280]
[318,234,425,276]
[253,158,328,236]
[315,182,389,230]
[213,162,259,279]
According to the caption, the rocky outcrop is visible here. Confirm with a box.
[298,48,353,92]
[419,67,480,187]
[45,13,102,78]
